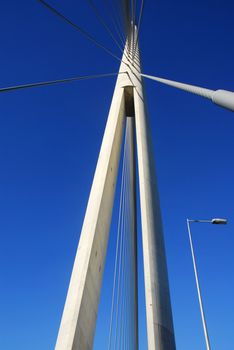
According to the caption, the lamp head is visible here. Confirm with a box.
[211,218,227,225]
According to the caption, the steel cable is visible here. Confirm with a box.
[0,72,125,93]
[133,0,145,61]
[105,0,128,52]
[37,0,123,63]
[87,0,127,57]
[108,119,138,350]
[107,120,127,350]
[108,119,137,349]
[113,131,128,350]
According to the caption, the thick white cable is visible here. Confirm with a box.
[141,73,234,112]
[141,74,213,99]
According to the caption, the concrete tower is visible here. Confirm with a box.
[55,31,176,350]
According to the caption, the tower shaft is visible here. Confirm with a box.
[56,33,176,349]
[55,58,128,350]
[133,56,176,350]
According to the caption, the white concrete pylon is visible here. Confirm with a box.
[55,46,132,350]
[56,27,176,350]
[131,37,176,349]
[141,73,234,112]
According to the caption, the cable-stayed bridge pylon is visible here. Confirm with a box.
[55,26,176,350]
[2,2,233,349]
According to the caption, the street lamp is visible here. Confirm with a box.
[186,218,227,350]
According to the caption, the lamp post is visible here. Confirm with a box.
[186,218,227,350]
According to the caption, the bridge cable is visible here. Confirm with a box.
[37,0,124,63]
[105,0,127,46]
[87,0,130,63]
[113,0,128,40]
[108,119,137,349]
[133,0,145,61]
[131,0,137,56]
[113,130,128,350]
[0,72,125,93]
[120,135,131,350]
[107,123,127,350]
[103,1,126,49]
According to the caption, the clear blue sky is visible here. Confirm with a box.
[0,1,234,349]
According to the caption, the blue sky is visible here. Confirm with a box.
[0,1,234,349]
